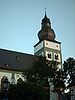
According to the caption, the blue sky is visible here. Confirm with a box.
[0,0,75,62]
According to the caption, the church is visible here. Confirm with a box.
[0,12,62,91]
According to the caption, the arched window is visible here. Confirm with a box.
[17,78,23,84]
[1,76,10,91]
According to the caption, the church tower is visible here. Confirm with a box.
[34,12,62,66]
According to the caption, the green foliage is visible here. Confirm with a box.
[7,82,48,100]
[63,57,75,84]
[23,57,58,86]
[53,70,66,93]
[23,56,66,94]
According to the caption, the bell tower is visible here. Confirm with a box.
[34,12,62,66]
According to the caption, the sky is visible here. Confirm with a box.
[0,0,75,62]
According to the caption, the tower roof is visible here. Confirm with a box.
[38,13,56,41]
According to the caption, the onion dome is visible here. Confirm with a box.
[38,13,56,41]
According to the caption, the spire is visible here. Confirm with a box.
[44,8,48,18]
[45,8,46,16]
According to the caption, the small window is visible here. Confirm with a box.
[16,56,20,60]
[5,63,9,67]
[46,43,48,45]
[56,45,58,47]
[48,53,51,59]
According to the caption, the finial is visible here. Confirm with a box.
[44,8,47,18]
[45,8,46,15]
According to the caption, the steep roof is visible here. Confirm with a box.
[0,49,38,71]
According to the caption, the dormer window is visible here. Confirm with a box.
[5,63,9,67]
[16,56,20,60]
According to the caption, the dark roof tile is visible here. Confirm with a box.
[0,49,38,71]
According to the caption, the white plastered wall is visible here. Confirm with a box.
[0,69,24,89]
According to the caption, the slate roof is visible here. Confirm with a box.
[0,49,38,71]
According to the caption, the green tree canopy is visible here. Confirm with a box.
[63,57,75,84]
[8,82,45,100]
[23,56,66,94]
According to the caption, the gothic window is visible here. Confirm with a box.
[17,78,23,84]
[1,76,10,91]
[48,53,51,59]
[55,54,59,60]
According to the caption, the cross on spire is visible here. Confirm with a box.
[45,8,46,15]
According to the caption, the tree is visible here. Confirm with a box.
[23,56,66,99]
[63,57,75,85]
[8,81,45,100]
[53,69,66,93]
